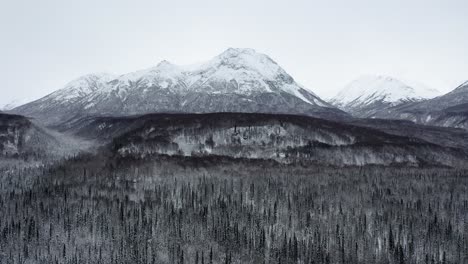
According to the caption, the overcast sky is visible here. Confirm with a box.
[1,0,467,106]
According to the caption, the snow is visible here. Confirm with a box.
[313,98,328,107]
[281,84,313,104]
[22,48,325,109]
[113,48,322,103]
[159,81,169,89]
[84,102,95,109]
[208,48,283,80]
[51,73,115,101]
[179,48,321,103]
[333,75,441,106]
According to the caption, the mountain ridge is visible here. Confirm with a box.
[12,48,345,125]
[373,80,468,129]
[330,75,441,118]
[58,112,468,167]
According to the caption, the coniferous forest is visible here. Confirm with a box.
[1,153,467,264]
[2,2,468,263]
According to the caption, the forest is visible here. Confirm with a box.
[0,153,467,264]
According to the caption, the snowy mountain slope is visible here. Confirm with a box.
[330,75,440,118]
[409,80,468,111]
[384,80,468,129]
[49,73,115,102]
[12,48,346,125]
[10,73,115,124]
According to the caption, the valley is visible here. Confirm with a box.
[1,48,468,264]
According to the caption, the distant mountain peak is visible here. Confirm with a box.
[329,75,441,118]
[156,60,174,68]
[333,75,440,107]
[219,47,258,57]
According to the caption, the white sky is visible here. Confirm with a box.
[1,0,467,106]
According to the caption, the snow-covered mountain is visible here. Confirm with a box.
[385,80,468,129]
[12,48,347,125]
[330,75,440,118]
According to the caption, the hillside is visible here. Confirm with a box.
[59,112,467,167]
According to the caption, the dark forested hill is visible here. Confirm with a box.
[347,118,468,150]
[58,112,468,167]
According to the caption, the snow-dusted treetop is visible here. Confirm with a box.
[332,75,441,107]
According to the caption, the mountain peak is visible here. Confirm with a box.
[12,49,343,124]
[156,60,174,68]
[333,75,440,107]
[214,48,275,65]
[219,48,258,57]
[199,48,285,83]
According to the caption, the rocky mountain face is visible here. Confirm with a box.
[330,75,440,118]
[60,112,467,167]
[12,48,347,125]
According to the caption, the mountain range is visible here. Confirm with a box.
[7,48,468,131]
[3,48,468,168]
[11,48,346,125]
[329,76,468,129]
[330,75,441,117]
[384,81,468,129]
